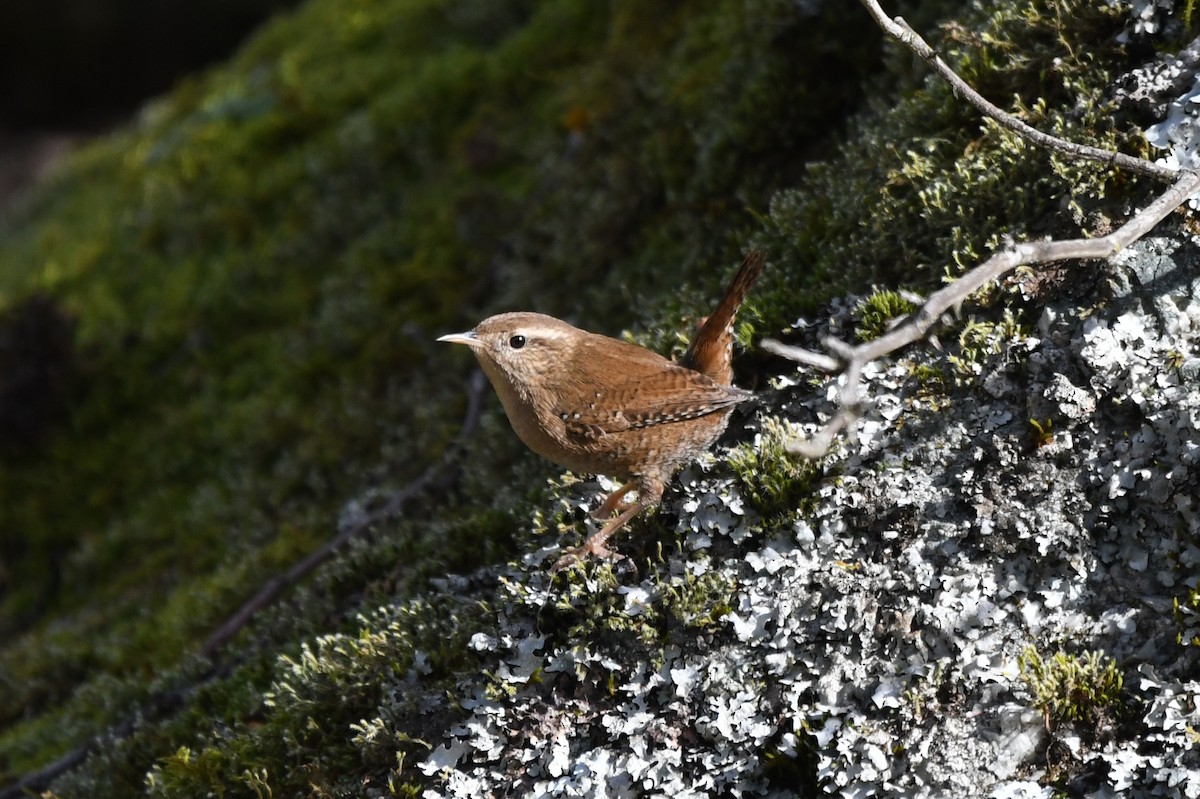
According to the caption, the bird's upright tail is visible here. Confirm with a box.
[682,249,765,385]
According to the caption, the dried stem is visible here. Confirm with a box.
[767,3,1199,456]
[858,0,1178,181]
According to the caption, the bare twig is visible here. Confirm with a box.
[765,4,1198,457]
[0,372,489,799]
[760,338,841,371]
[770,169,1200,457]
[859,0,1178,181]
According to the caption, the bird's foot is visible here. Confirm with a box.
[551,535,622,572]
[552,500,643,572]
[590,480,637,521]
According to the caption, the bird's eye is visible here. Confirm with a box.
[509,334,527,349]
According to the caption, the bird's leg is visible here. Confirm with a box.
[590,480,637,520]
[553,476,665,572]
[552,500,644,572]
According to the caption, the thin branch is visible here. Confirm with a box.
[760,338,841,371]
[767,4,1199,457]
[769,169,1200,456]
[859,0,1179,181]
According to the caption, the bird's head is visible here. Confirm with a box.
[437,312,581,396]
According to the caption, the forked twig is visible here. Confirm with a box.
[766,2,1198,456]
[767,171,1200,456]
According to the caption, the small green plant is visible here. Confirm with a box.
[659,568,737,632]
[1029,417,1054,447]
[145,747,234,797]
[946,309,1025,377]
[1019,647,1124,730]
[729,419,821,520]
[903,661,950,723]
[856,289,917,341]
[1173,581,1200,646]
[907,362,951,402]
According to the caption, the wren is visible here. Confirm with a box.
[438,250,764,568]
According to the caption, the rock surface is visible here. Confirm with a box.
[402,234,1200,797]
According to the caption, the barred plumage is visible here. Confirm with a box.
[438,250,764,568]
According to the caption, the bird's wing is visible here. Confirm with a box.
[559,365,753,442]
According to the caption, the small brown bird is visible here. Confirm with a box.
[439,250,764,568]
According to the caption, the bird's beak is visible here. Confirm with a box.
[437,330,482,348]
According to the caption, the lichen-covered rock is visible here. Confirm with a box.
[404,234,1200,797]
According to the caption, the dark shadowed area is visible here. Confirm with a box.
[0,0,302,205]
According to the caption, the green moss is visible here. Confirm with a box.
[1019,647,1125,731]
[945,310,1025,377]
[752,0,1158,327]
[903,661,950,723]
[907,362,952,401]
[659,567,738,633]
[143,747,233,799]
[549,562,656,643]
[528,550,737,660]
[856,289,918,342]
[131,595,489,799]
[1174,580,1200,646]
[730,418,822,521]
